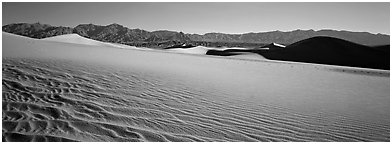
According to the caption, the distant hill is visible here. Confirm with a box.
[2,23,390,48]
[2,23,73,39]
[189,30,390,46]
[257,36,389,70]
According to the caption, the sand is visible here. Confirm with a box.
[166,46,211,55]
[42,34,140,49]
[2,32,390,142]
[257,36,389,70]
[167,46,266,60]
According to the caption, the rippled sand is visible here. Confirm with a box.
[2,32,390,142]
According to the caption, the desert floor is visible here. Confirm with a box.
[2,33,389,142]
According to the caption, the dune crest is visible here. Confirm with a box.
[42,34,137,49]
[166,46,211,55]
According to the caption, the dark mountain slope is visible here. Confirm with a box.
[2,23,73,38]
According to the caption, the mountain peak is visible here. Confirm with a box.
[2,22,390,47]
[107,23,123,27]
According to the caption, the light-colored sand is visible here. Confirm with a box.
[226,52,267,60]
[2,32,390,142]
[42,34,138,49]
[166,46,211,55]
[167,46,266,60]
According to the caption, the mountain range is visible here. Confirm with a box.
[2,22,390,48]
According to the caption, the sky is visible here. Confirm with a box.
[2,2,390,35]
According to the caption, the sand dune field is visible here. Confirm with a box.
[41,34,141,50]
[2,32,389,142]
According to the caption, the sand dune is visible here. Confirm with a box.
[259,43,286,50]
[166,46,211,55]
[167,46,266,60]
[258,36,390,70]
[2,32,390,142]
[206,37,389,70]
[42,34,138,49]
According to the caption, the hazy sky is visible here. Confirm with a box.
[2,2,390,34]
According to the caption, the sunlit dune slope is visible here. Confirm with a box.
[42,33,137,49]
[166,46,211,55]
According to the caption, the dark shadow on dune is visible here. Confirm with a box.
[2,132,80,142]
[206,36,390,70]
[372,45,390,53]
[206,49,255,56]
[163,44,196,49]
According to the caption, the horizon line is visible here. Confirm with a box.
[3,22,390,36]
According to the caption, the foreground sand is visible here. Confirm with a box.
[2,33,390,141]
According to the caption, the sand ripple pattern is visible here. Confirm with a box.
[2,58,389,142]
